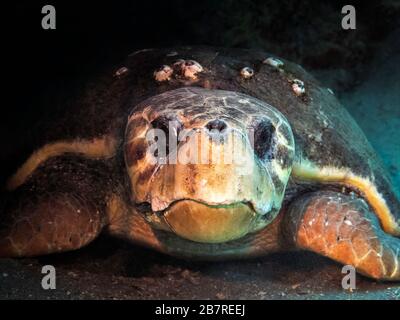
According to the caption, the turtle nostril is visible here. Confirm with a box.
[206,120,227,132]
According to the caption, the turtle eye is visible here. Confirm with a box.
[251,119,276,161]
[150,117,182,155]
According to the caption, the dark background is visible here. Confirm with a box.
[3,0,399,185]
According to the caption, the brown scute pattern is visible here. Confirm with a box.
[0,155,124,257]
[286,191,400,280]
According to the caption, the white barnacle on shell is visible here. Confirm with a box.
[291,79,305,96]
[174,59,203,80]
[154,65,173,82]
[240,67,254,79]
[114,66,129,78]
[263,57,284,68]
[344,220,353,226]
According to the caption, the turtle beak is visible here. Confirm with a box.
[163,200,256,243]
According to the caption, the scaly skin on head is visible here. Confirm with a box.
[124,87,295,243]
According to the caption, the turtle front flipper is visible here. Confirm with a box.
[0,154,121,257]
[6,135,118,191]
[285,191,400,281]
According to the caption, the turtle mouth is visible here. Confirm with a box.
[136,199,259,243]
[164,200,257,243]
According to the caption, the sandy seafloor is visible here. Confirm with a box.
[0,32,399,300]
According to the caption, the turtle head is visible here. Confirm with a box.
[125,88,295,243]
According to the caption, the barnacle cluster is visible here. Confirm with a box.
[154,59,203,82]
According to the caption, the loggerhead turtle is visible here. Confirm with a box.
[0,47,399,281]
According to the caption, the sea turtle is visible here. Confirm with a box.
[1,47,399,281]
